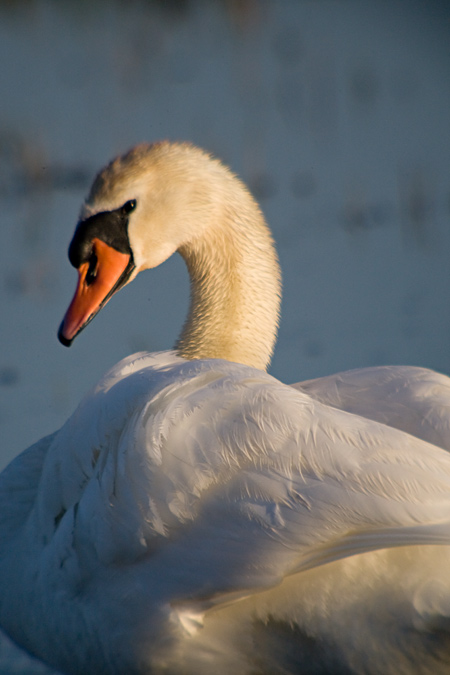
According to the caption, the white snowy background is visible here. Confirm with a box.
[0,0,449,671]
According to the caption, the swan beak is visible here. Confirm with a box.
[58,238,133,347]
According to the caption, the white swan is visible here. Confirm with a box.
[1,141,450,675]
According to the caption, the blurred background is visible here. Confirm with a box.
[0,1,449,668]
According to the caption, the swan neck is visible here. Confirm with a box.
[175,201,281,372]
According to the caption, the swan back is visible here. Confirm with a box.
[3,353,450,673]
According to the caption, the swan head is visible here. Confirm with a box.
[58,141,280,370]
[58,142,236,346]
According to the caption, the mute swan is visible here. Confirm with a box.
[1,141,450,675]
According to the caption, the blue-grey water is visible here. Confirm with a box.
[0,0,449,671]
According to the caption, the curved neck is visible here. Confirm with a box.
[175,196,281,372]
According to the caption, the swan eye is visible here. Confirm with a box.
[123,199,137,215]
[85,252,98,286]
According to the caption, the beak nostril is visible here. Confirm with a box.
[85,253,98,287]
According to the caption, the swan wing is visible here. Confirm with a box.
[293,365,450,450]
[0,432,56,544]
[28,355,450,610]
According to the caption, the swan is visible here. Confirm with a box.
[1,141,450,675]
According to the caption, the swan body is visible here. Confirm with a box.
[1,142,450,674]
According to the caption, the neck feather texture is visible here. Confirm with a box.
[175,190,281,372]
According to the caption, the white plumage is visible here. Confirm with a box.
[1,142,450,674]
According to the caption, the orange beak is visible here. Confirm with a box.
[58,238,133,346]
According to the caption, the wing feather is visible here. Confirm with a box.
[30,356,450,613]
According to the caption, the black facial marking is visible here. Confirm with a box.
[68,200,137,269]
